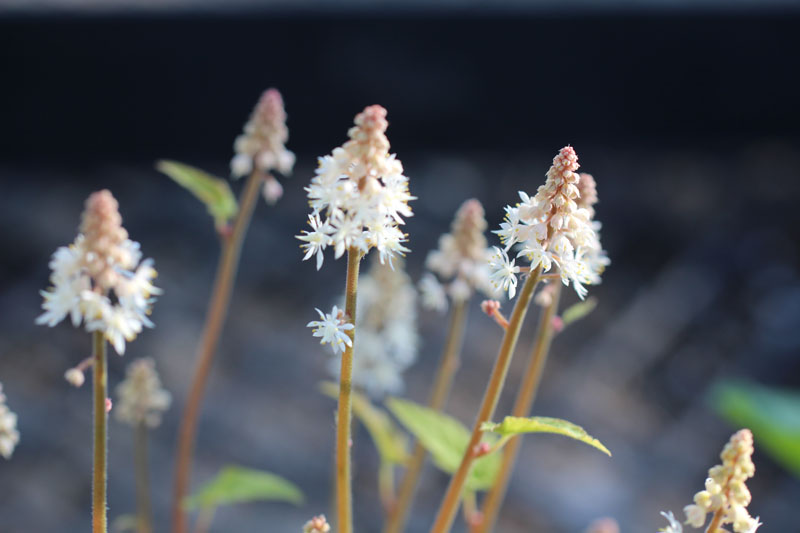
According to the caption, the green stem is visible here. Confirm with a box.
[336,247,362,533]
[476,283,562,533]
[384,297,470,533]
[172,170,264,533]
[92,330,108,533]
[134,422,153,533]
[429,270,541,533]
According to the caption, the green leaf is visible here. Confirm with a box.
[709,379,800,477]
[110,514,137,533]
[156,160,238,230]
[481,416,611,456]
[386,397,501,490]
[320,382,409,466]
[184,465,304,511]
[560,297,598,328]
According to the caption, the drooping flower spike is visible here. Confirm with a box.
[492,146,609,299]
[297,105,414,270]
[230,88,295,204]
[36,190,160,355]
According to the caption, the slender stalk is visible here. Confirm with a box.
[384,297,469,533]
[134,422,153,533]
[172,170,264,533]
[429,270,541,533]
[476,283,562,533]
[705,508,725,533]
[92,330,108,533]
[335,247,362,533]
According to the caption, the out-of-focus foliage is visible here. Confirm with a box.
[386,397,501,490]
[157,160,238,230]
[320,382,409,466]
[183,465,304,511]
[710,379,800,477]
[561,297,598,328]
[481,416,611,456]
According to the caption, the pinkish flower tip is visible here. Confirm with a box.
[105,398,113,413]
[551,315,564,333]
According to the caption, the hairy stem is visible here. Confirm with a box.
[92,330,108,533]
[430,270,541,533]
[476,283,562,533]
[172,170,263,533]
[336,247,362,533]
[135,422,153,533]
[384,297,469,533]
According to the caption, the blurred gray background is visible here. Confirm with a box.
[1,2,799,532]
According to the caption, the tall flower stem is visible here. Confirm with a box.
[172,170,264,533]
[134,422,153,533]
[92,330,108,533]
[384,297,470,533]
[476,283,562,533]
[336,247,362,533]
[430,270,541,533]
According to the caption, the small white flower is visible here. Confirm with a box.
[489,246,520,299]
[659,511,683,533]
[308,306,354,356]
[116,357,171,428]
[743,516,762,533]
[297,213,332,271]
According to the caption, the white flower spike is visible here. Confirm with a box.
[492,147,609,299]
[297,105,414,270]
[36,190,160,356]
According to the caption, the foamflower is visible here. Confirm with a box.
[230,88,295,204]
[115,358,171,428]
[36,190,160,355]
[297,105,414,269]
[492,147,608,299]
[421,198,500,311]
[308,306,354,356]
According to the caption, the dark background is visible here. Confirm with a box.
[1,4,799,532]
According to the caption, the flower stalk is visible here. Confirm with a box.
[92,330,108,533]
[430,268,541,533]
[384,297,469,533]
[335,247,362,533]
[134,422,153,533]
[476,283,562,533]
[172,169,264,533]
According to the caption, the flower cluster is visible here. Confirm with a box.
[115,358,171,428]
[419,199,499,312]
[302,515,330,533]
[307,306,354,356]
[0,382,19,459]
[683,429,761,533]
[230,88,295,204]
[491,147,608,299]
[327,256,419,398]
[297,105,414,270]
[36,190,160,355]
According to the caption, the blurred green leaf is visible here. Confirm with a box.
[561,297,598,328]
[481,416,611,456]
[320,382,409,466]
[184,465,304,511]
[157,160,238,230]
[386,397,501,490]
[110,514,137,533]
[710,379,800,477]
